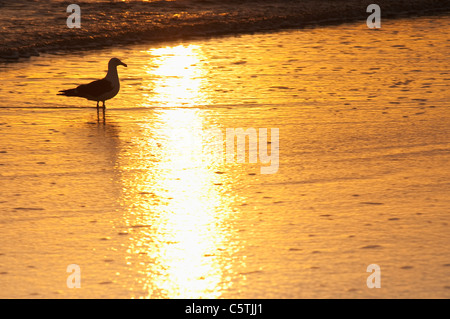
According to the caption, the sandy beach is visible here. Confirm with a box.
[0,14,449,298]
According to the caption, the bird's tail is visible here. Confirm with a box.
[57,88,78,96]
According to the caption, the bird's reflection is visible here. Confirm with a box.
[97,106,107,124]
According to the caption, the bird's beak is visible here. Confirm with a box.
[121,62,127,67]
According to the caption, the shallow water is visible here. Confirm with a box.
[0,16,449,298]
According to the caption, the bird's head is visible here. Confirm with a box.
[109,57,127,68]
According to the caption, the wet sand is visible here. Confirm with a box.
[0,15,449,298]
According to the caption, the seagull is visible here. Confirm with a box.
[58,57,127,110]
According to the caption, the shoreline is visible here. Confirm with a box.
[1,0,449,64]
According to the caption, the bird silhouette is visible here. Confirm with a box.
[58,57,127,111]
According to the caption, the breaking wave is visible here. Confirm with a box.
[0,0,448,62]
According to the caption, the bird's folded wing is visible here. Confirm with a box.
[77,79,113,98]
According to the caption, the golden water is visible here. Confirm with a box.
[0,15,449,298]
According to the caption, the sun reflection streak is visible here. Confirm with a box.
[119,45,238,298]
[141,44,209,108]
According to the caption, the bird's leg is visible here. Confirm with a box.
[102,102,106,124]
[96,101,100,122]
